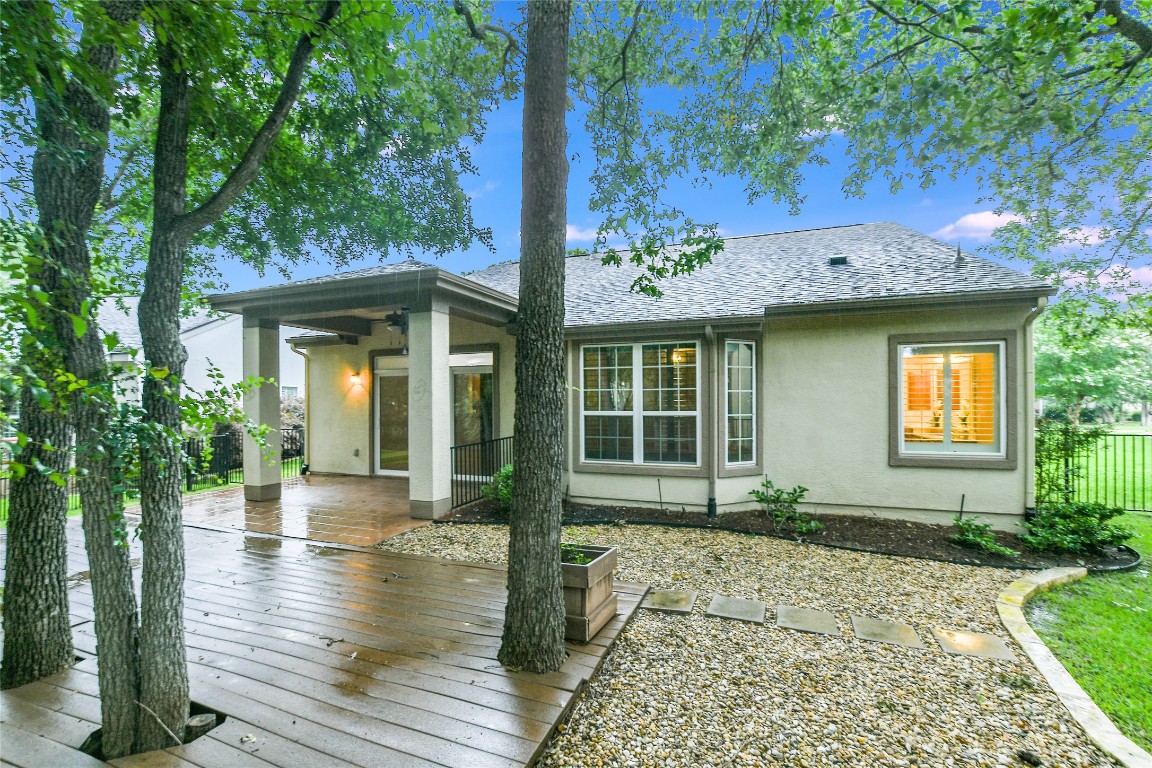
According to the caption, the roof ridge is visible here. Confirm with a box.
[480,222,880,270]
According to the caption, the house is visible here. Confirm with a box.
[208,222,1056,529]
[97,296,307,402]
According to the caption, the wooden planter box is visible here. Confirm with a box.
[561,544,618,643]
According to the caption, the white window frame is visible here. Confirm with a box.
[724,340,757,466]
[897,340,1007,458]
[580,341,701,467]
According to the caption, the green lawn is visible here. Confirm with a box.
[1028,512,1152,752]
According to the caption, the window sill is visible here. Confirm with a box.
[889,453,1017,470]
[574,461,708,478]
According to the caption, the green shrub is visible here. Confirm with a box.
[950,514,1019,558]
[481,464,514,515]
[1020,501,1133,554]
[1034,420,1108,505]
[749,479,822,535]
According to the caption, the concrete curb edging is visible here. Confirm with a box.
[997,568,1152,768]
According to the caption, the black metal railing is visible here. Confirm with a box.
[1038,428,1150,512]
[0,426,306,523]
[184,431,244,490]
[282,427,305,478]
[450,436,513,509]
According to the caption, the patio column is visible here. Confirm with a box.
[408,303,452,519]
[243,316,282,501]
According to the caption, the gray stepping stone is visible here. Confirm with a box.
[776,605,840,636]
[641,589,698,614]
[932,628,1016,660]
[851,615,925,648]
[706,596,766,624]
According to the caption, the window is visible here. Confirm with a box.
[898,341,1004,456]
[582,342,698,465]
[725,341,756,464]
[281,386,299,397]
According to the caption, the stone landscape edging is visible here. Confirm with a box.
[997,568,1152,768]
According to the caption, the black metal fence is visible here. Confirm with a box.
[450,436,513,509]
[0,427,306,522]
[1037,428,1150,512]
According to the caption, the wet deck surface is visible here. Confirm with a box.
[0,488,648,767]
[180,474,426,547]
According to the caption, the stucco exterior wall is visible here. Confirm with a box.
[564,305,1037,529]
[302,317,514,476]
[182,316,306,395]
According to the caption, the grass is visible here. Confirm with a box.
[1028,512,1152,753]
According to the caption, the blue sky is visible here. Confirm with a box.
[219,94,1015,292]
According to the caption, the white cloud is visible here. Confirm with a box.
[931,211,1023,242]
[565,224,598,243]
[468,180,500,199]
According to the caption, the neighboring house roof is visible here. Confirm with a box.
[464,222,1055,328]
[97,296,226,351]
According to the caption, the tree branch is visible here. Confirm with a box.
[171,0,340,240]
[452,0,522,56]
[1100,0,1152,54]
[601,1,644,99]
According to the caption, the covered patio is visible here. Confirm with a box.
[207,262,518,521]
[180,474,426,547]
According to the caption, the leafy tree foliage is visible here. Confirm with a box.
[1036,301,1152,424]
[2,0,504,754]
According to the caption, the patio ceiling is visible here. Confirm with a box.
[207,265,519,339]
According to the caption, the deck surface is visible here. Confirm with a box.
[1,512,646,767]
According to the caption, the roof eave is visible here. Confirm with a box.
[762,287,1057,319]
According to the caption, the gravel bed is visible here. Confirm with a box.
[378,522,1119,767]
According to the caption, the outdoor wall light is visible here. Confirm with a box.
[349,371,364,387]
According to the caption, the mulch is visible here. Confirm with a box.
[440,500,1142,572]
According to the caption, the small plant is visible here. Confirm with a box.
[1020,501,1132,554]
[560,542,592,565]
[950,514,1019,558]
[749,479,821,535]
[480,464,513,516]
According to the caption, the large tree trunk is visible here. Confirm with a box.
[498,0,571,674]
[133,37,192,754]
[1,388,73,689]
[2,2,139,710]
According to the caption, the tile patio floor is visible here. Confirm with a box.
[180,474,426,547]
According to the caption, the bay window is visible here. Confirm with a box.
[725,340,756,465]
[582,342,699,466]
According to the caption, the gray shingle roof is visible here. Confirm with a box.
[466,222,1054,327]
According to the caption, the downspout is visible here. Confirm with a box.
[706,324,718,519]
[1023,296,1048,520]
[292,343,310,475]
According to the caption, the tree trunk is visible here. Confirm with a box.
[2,1,139,710]
[498,0,571,674]
[1,388,73,689]
[133,37,192,754]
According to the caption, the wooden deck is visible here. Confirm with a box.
[0,526,648,768]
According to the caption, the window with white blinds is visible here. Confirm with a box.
[899,341,1004,455]
[725,341,756,465]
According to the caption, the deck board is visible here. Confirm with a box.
[2,521,647,768]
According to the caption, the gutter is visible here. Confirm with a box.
[762,287,1058,320]
[291,343,311,474]
[1022,296,1048,517]
[706,324,718,519]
